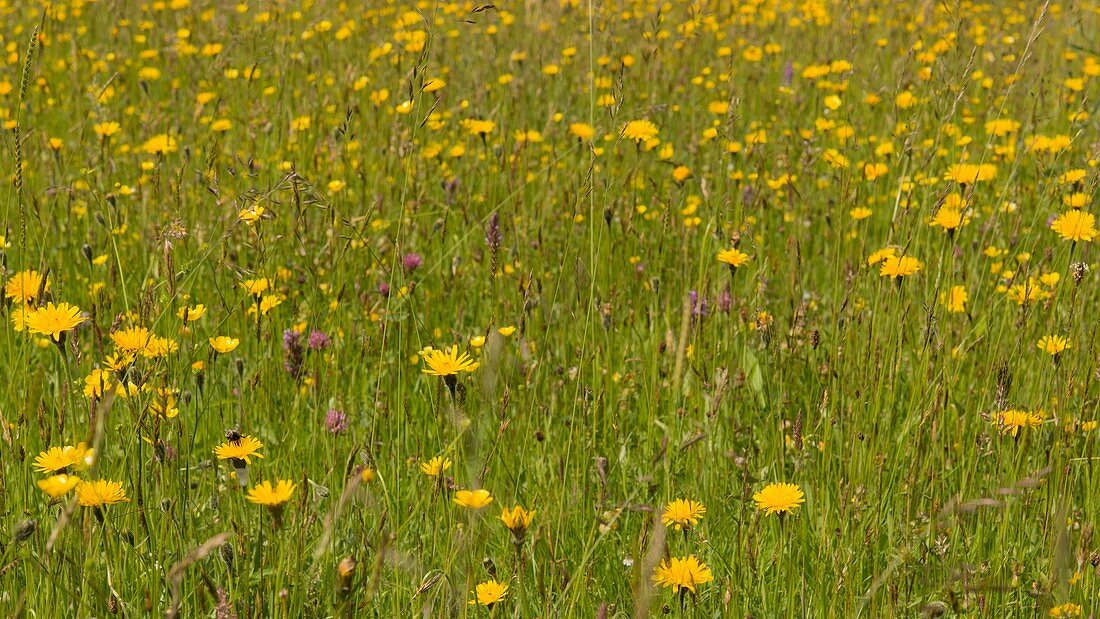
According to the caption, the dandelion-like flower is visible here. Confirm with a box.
[941,285,968,313]
[1050,210,1097,243]
[421,346,480,377]
[499,505,535,537]
[944,163,996,184]
[76,479,130,507]
[422,345,480,394]
[4,270,48,304]
[110,326,151,353]
[993,410,1045,437]
[661,499,706,531]
[1049,603,1083,618]
[468,579,508,607]
[453,488,493,509]
[34,444,94,473]
[420,455,452,477]
[652,555,713,594]
[246,480,296,506]
[930,207,966,233]
[879,255,922,280]
[621,119,659,143]
[24,302,87,341]
[1037,334,1070,359]
[717,248,751,270]
[213,435,265,465]
[37,474,80,498]
[753,482,805,516]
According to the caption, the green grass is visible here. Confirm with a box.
[0,0,1099,616]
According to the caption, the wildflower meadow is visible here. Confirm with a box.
[2,0,1100,616]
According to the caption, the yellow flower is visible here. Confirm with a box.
[849,207,872,220]
[717,248,751,269]
[941,285,968,313]
[1050,210,1097,243]
[945,163,996,184]
[661,499,706,531]
[621,119,659,143]
[419,455,452,477]
[239,206,266,224]
[499,505,535,534]
[930,207,966,232]
[258,294,282,315]
[104,352,135,373]
[178,304,207,321]
[652,555,714,594]
[993,410,1045,437]
[241,278,270,296]
[10,305,31,332]
[83,368,114,398]
[76,479,130,507]
[247,479,296,506]
[142,133,177,155]
[984,119,1020,136]
[569,122,595,141]
[37,474,80,498]
[452,488,493,509]
[149,388,180,419]
[825,149,850,169]
[213,435,265,465]
[421,346,480,377]
[5,270,48,304]
[879,255,922,279]
[1048,603,1082,618]
[142,335,179,358]
[468,579,508,607]
[867,247,897,266]
[24,302,87,341]
[753,482,805,516]
[459,118,495,136]
[1037,334,1070,357]
[35,443,96,473]
[209,336,240,354]
[497,326,516,337]
[93,121,121,138]
[110,326,151,353]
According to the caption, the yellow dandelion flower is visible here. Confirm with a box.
[621,119,659,142]
[5,270,48,304]
[879,255,922,279]
[453,488,493,509]
[1050,210,1097,243]
[213,435,264,465]
[753,482,805,516]
[661,499,706,531]
[1037,335,1070,358]
[76,479,130,507]
[246,479,296,506]
[37,474,80,498]
[717,248,751,269]
[24,302,87,341]
[652,555,714,594]
[420,455,452,477]
[421,346,480,377]
[468,579,508,607]
[499,505,535,534]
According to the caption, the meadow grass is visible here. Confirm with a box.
[1,0,1099,616]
